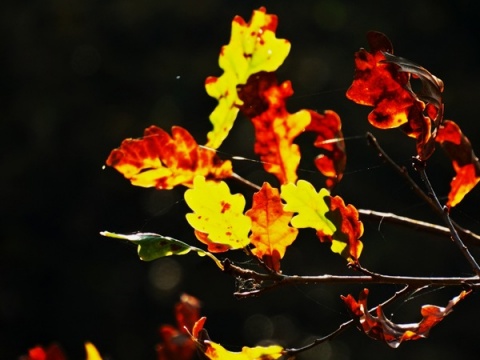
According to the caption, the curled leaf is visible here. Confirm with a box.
[106,125,232,189]
[184,176,251,252]
[342,288,470,348]
[245,182,298,271]
[436,120,480,207]
[206,7,291,148]
[191,317,283,360]
[100,231,223,270]
[347,31,444,160]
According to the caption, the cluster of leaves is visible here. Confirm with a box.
[99,6,480,360]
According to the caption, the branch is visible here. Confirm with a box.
[366,132,480,248]
[413,158,480,276]
[282,285,413,358]
[358,209,480,247]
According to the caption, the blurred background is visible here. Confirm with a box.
[2,0,480,359]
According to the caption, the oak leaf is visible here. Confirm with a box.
[342,288,470,348]
[347,31,444,160]
[281,180,363,262]
[435,120,480,207]
[106,125,232,189]
[185,176,251,252]
[245,182,298,271]
[191,317,283,360]
[157,294,201,360]
[205,7,291,149]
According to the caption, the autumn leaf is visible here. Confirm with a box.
[23,344,66,360]
[100,231,223,270]
[106,125,232,189]
[238,71,311,184]
[191,317,283,360]
[85,343,102,360]
[157,294,201,360]
[342,288,470,348]
[306,110,346,189]
[281,180,363,262]
[245,182,298,271]
[346,31,444,160]
[435,120,480,207]
[205,7,291,149]
[184,176,251,252]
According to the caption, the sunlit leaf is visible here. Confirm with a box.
[346,31,444,160]
[281,180,363,262]
[106,125,232,189]
[342,288,470,348]
[100,231,223,270]
[306,110,346,189]
[205,7,291,148]
[191,317,283,360]
[24,344,66,360]
[245,182,298,271]
[184,176,251,252]
[157,294,201,360]
[85,342,102,360]
[238,72,310,184]
[435,120,480,207]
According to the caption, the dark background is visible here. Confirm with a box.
[2,0,480,359]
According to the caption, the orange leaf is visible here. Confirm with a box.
[306,110,346,189]
[342,288,470,348]
[347,31,444,160]
[245,182,298,271]
[157,294,201,360]
[238,71,310,184]
[323,195,364,262]
[106,126,232,189]
[436,120,480,207]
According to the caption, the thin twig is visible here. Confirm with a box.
[282,285,413,358]
[413,158,480,276]
[358,209,480,247]
[366,132,480,248]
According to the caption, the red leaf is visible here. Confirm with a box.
[342,288,470,348]
[436,120,480,207]
[23,344,66,360]
[347,31,444,160]
[106,126,232,189]
[306,110,346,189]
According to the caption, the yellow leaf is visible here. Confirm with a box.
[185,176,251,251]
[281,180,335,235]
[205,7,291,149]
[85,342,102,360]
[205,342,283,360]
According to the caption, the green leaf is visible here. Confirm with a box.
[100,231,224,270]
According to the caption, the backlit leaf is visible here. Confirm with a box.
[157,294,201,360]
[106,125,232,189]
[191,317,283,360]
[24,344,66,360]
[184,176,251,252]
[347,31,444,160]
[342,288,470,348]
[435,120,480,207]
[238,72,310,184]
[205,7,291,148]
[306,110,346,189]
[85,343,102,360]
[100,231,223,270]
[281,180,363,262]
[245,182,298,271]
